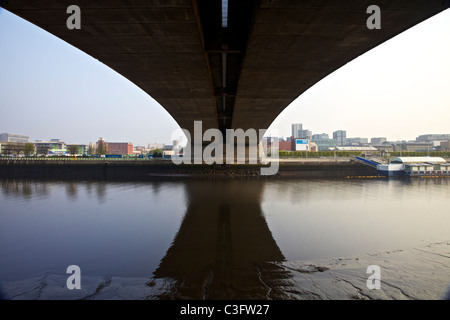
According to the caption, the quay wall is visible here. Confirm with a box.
[0,158,377,180]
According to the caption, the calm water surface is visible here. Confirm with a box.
[0,178,449,298]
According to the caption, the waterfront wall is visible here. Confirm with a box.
[0,159,377,180]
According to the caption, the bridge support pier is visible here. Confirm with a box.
[175,140,274,165]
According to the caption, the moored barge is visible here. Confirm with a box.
[376,157,450,177]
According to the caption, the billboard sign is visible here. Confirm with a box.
[48,149,68,156]
[295,139,309,151]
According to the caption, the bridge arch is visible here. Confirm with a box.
[2,0,449,139]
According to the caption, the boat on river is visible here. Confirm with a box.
[376,157,450,177]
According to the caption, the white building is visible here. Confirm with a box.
[0,133,29,143]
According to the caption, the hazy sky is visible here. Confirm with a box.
[0,7,449,145]
[271,8,450,141]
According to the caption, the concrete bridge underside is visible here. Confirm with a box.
[3,0,449,136]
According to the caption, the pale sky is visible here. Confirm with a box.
[0,7,449,145]
[269,8,450,141]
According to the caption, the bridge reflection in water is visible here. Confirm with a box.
[1,178,450,299]
[151,180,293,300]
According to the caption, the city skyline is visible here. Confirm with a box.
[1,122,447,147]
[0,8,449,146]
[3,126,449,147]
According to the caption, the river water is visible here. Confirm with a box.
[0,177,449,299]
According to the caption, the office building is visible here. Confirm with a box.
[279,140,293,151]
[312,133,329,140]
[312,139,337,151]
[106,142,133,155]
[297,129,312,139]
[291,123,312,139]
[0,133,29,143]
[333,130,347,146]
[371,137,387,145]
[438,141,450,151]
[0,142,27,155]
[416,134,450,142]
[34,140,66,155]
[96,137,107,154]
[327,146,378,155]
[398,141,433,152]
[66,144,88,155]
[291,123,302,138]
[346,137,369,145]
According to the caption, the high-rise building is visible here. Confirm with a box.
[291,123,302,138]
[0,133,29,143]
[333,130,347,146]
[292,124,312,138]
